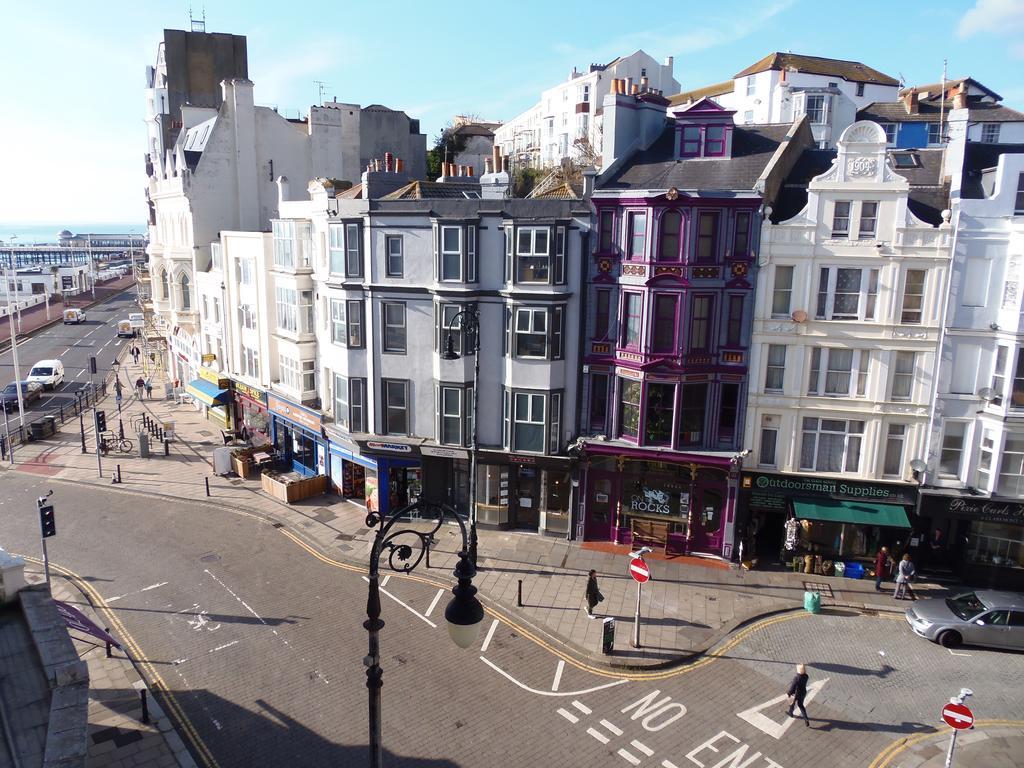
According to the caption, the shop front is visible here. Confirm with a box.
[231,380,271,447]
[474,450,572,537]
[739,472,917,570]
[324,426,379,508]
[185,368,234,428]
[920,494,1024,590]
[353,439,424,516]
[579,444,735,558]
[268,394,326,477]
[168,329,200,387]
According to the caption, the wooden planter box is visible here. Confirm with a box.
[260,471,328,503]
[230,449,256,479]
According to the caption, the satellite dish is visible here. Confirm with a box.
[978,387,997,402]
[791,310,808,323]
[909,459,928,473]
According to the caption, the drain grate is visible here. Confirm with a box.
[803,581,834,597]
[272,522,284,529]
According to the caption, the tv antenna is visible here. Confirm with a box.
[189,3,206,32]
[314,80,330,105]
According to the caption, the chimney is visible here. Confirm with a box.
[492,145,501,173]
[384,152,393,171]
[467,165,474,177]
[484,157,493,174]
[631,83,639,95]
[395,158,404,173]
[363,158,411,198]
[480,153,510,199]
[953,82,968,110]
[665,56,674,70]
[625,77,634,94]
[902,88,919,115]
[640,76,649,90]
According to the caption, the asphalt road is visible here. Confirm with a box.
[1,473,1022,767]
[0,290,139,432]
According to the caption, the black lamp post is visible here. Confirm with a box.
[440,305,481,567]
[364,499,483,768]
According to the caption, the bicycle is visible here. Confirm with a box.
[98,431,134,454]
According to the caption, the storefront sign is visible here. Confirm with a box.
[508,454,536,464]
[268,394,323,433]
[201,353,217,365]
[741,472,916,511]
[198,367,229,389]
[232,380,267,405]
[366,441,412,454]
[942,496,1024,525]
[630,487,672,515]
[420,445,469,459]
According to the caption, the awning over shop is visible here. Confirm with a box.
[792,497,911,529]
[186,378,231,407]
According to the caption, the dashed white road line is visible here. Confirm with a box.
[479,656,629,697]
[572,701,591,715]
[551,659,565,691]
[480,618,499,652]
[631,740,654,757]
[600,719,623,736]
[424,588,444,618]
[209,640,239,654]
[106,581,169,604]
[617,749,641,766]
[556,707,578,724]
[586,727,609,744]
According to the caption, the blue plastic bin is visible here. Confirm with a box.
[844,562,865,579]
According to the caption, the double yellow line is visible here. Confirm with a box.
[21,556,220,768]
[869,719,1024,768]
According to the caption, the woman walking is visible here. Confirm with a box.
[585,570,603,618]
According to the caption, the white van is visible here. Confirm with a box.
[62,308,86,324]
[27,359,65,390]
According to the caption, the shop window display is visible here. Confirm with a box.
[966,521,1023,568]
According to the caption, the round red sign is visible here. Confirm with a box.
[941,702,974,730]
[629,557,651,583]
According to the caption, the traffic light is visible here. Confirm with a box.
[39,503,56,538]
[95,410,107,433]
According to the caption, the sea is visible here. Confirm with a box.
[0,222,146,246]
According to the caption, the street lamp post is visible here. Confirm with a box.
[440,306,481,566]
[364,499,484,768]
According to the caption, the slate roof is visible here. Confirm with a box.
[901,77,1003,102]
[859,101,1024,123]
[336,183,364,199]
[771,147,949,226]
[960,142,1024,199]
[528,181,581,200]
[734,52,899,86]
[381,180,482,200]
[599,122,794,192]
[668,81,734,106]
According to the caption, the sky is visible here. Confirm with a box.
[2,0,1023,226]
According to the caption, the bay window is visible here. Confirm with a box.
[349,379,367,432]
[435,222,477,283]
[900,270,926,324]
[626,211,647,260]
[882,424,906,477]
[330,299,347,345]
[689,296,712,351]
[598,210,615,252]
[382,379,409,435]
[346,300,364,347]
[993,345,1007,406]
[726,295,744,346]
[718,383,739,442]
[275,286,297,333]
[437,303,476,356]
[890,351,915,401]
[815,267,878,320]
[977,430,995,490]
[594,289,611,340]
[695,212,719,262]
[438,385,473,446]
[516,226,549,282]
[512,391,546,452]
[733,211,751,256]
[273,219,311,270]
[618,379,641,439]
[651,294,678,353]
[382,302,406,353]
[807,347,869,397]
[644,383,675,445]
[771,266,794,317]
[764,345,786,392]
[279,354,301,391]
[939,421,967,477]
[334,374,349,429]
[678,383,707,447]
[589,374,609,432]
[620,293,642,350]
[515,307,548,358]
[440,226,463,281]
[658,210,682,261]
[997,437,1024,496]
[1011,350,1024,409]
[800,418,864,472]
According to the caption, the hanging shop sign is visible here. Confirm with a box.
[198,367,229,390]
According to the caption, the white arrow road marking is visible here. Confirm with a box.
[552,659,565,691]
[480,656,628,697]
[736,677,830,739]
[947,648,972,657]
[360,576,436,627]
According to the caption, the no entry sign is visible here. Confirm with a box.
[629,557,651,583]
[941,702,974,730]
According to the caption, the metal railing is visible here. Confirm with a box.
[0,380,108,459]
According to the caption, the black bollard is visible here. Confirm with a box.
[163,438,169,457]
[140,689,150,724]
[80,412,86,454]
[518,579,523,607]
[105,628,112,658]
[205,476,210,497]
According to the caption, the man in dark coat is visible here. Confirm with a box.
[585,570,602,618]
[786,663,810,725]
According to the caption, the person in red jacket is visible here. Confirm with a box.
[874,546,891,592]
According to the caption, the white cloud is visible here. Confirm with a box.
[958,0,1024,57]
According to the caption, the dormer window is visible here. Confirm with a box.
[706,126,726,156]
[679,124,729,158]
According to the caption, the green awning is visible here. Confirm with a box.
[792,497,911,529]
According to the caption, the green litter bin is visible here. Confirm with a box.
[803,591,821,614]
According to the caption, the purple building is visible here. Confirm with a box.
[577,87,812,559]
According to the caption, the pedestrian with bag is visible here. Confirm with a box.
[135,376,145,400]
[874,546,891,592]
[894,553,917,600]
[144,378,153,399]
[786,663,811,726]
[585,569,604,618]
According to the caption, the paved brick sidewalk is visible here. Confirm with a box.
[34,573,196,768]
[9,350,951,670]
[888,726,1024,767]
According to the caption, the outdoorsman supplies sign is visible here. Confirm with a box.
[741,472,916,510]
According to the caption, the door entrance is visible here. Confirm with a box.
[512,465,540,529]
[584,471,618,540]
[689,479,726,554]
[388,466,422,510]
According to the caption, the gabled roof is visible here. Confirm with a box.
[858,101,1024,124]
[734,52,899,86]
[673,97,734,116]
[901,77,1002,102]
[528,181,580,200]
[599,121,795,192]
[380,180,482,200]
[336,183,364,199]
[668,80,734,106]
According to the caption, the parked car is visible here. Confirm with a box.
[0,381,44,411]
[905,590,1024,650]
[116,320,136,338]
[62,308,86,324]
[128,312,145,329]
[26,360,65,390]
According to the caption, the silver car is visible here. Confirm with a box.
[905,590,1024,650]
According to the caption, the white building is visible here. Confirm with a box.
[671,52,900,149]
[919,140,1024,587]
[494,50,678,169]
[742,121,952,564]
